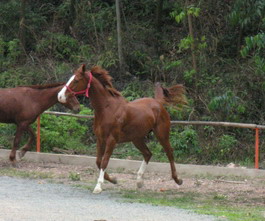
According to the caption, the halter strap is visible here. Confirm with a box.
[65,72,92,97]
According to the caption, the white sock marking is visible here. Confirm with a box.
[93,169,105,194]
[137,161,147,181]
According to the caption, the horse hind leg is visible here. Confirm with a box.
[18,127,35,159]
[9,125,25,167]
[132,139,152,188]
[153,123,183,185]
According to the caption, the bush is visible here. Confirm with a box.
[36,32,79,61]
[217,134,238,160]
[0,124,16,149]
[39,106,93,153]
[170,126,200,159]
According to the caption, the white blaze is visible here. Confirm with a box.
[57,75,75,103]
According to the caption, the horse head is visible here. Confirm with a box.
[58,64,92,103]
[60,92,80,113]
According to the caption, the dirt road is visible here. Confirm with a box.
[0,176,219,221]
[1,159,264,220]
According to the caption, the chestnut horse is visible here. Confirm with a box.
[0,83,80,165]
[58,64,187,194]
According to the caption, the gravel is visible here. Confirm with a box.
[0,176,221,221]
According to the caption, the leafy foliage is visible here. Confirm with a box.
[229,0,265,29]
[38,105,94,153]
[0,0,264,166]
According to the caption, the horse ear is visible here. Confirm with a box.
[81,64,86,73]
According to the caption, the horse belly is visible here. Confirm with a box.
[0,101,31,124]
[118,119,154,143]
[0,108,15,123]
[0,117,14,123]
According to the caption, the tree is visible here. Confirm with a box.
[155,0,164,33]
[64,0,76,35]
[229,0,265,56]
[171,3,205,92]
[115,0,125,73]
[18,0,26,53]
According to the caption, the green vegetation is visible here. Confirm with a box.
[0,167,53,179]
[120,190,265,221]
[68,172,81,181]
[0,0,264,166]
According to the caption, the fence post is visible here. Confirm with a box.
[255,128,259,169]
[36,115,41,152]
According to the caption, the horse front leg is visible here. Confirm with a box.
[18,127,35,159]
[95,139,117,184]
[93,136,116,194]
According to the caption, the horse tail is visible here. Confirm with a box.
[154,82,187,107]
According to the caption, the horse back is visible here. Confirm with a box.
[116,98,169,142]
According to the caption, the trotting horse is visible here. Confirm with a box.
[0,83,80,165]
[58,64,187,194]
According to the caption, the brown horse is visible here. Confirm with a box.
[0,83,80,165]
[58,64,187,194]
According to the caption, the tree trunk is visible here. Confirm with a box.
[237,26,243,57]
[187,12,197,73]
[186,2,198,94]
[19,0,26,53]
[155,0,164,33]
[115,0,124,73]
[64,0,76,35]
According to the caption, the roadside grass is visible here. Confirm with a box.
[118,189,265,221]
[0,167,53,179]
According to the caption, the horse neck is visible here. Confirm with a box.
[89,78,124,113]
[37,86,62,110]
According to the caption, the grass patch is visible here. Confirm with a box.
[119,190,265,221]
[0,167,53,179]
[68,172,81,181]
[73,183,95,192]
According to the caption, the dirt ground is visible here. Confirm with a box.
[0,159,265,208]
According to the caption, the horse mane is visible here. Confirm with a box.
[19,82,65,89]
[90,66,121,97]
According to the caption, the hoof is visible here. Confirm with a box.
[93,187,102,194]
[177,179,183,185]
[11,160,20,168]
[137,180,144,189]
[111,177,118,184]
[18,151,25,159]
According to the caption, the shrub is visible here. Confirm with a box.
[217,134,238,160]
[170,126,200,158]
[36,32,79,61]
[38,105,93,153]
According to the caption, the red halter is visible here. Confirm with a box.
[65,72,92,97]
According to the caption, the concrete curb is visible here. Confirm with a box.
[0,149,264,178]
